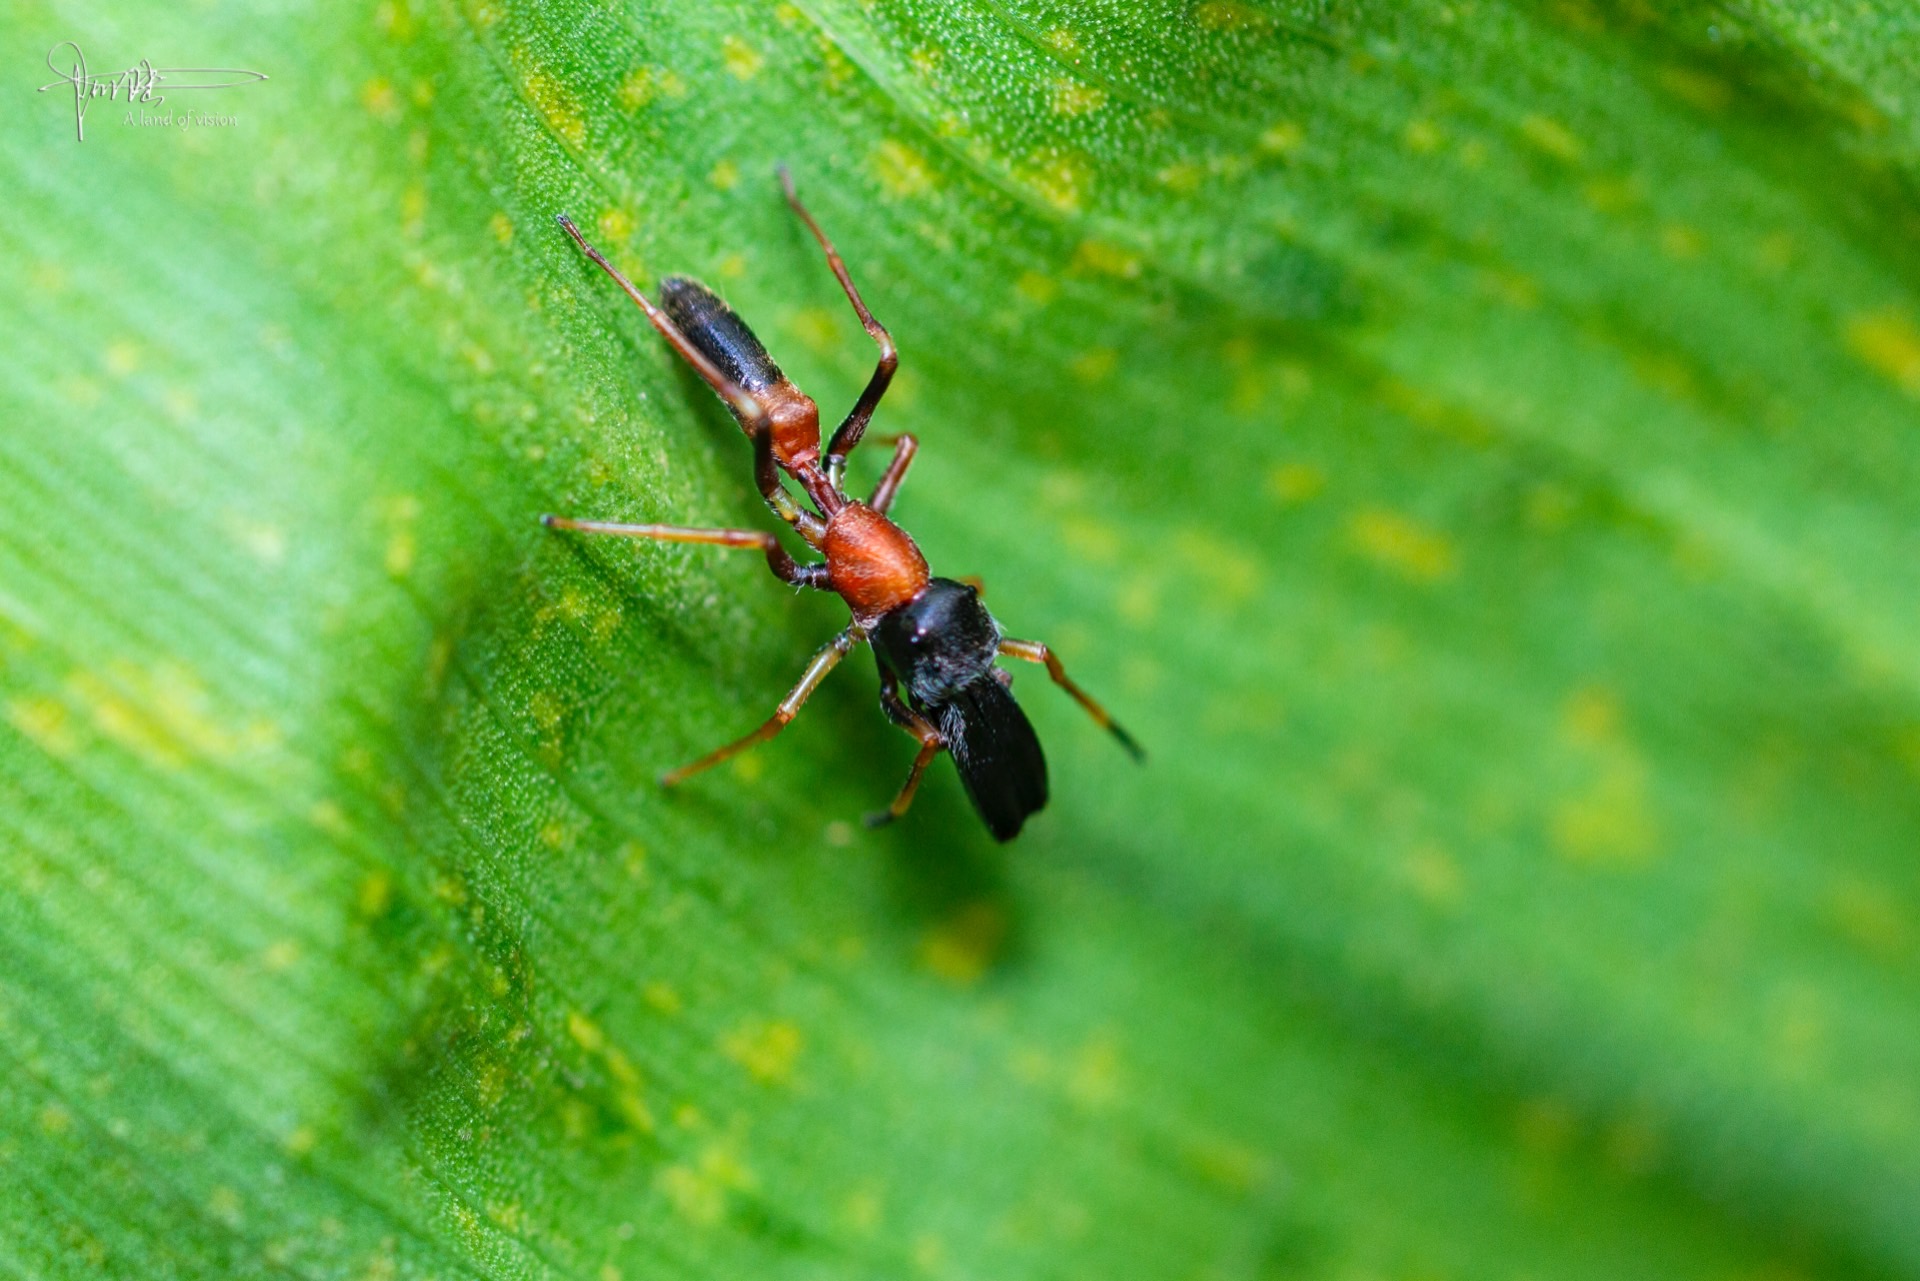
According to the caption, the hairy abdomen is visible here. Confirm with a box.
[660,276,784,392]
[937,678,1048,842]
[659,276,822,467]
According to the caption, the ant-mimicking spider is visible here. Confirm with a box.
[544,169,1142,841]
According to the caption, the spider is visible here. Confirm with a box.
[545,170,1141,840]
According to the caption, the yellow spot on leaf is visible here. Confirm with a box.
[872,139,934,198]
[1603,1111,1663,1176]
[623,843,650,878]
[104,339,141,377]
[567,1011,606,1052]
[1846,308,1920,394]
[1065,1033,1122,1109]
[529,689,564,733]
[817,37,854,90]
[618,66,686,110]
[374,1,419,39]
[721,35,764,80]
[1069,347,1117,383]
[1550,687,1659,867]
[1016,271,1058,305]
[8,696,76,757]
[1583,175,1642,214]
[67,661,254,767]
[1196,1,1263,28]
[1060,515,1121,562]
[1116,578,1158,624]
[356,870,392,918]
[361,78,400,120]
[1658,65,1731,113]
[657,1141,754,1224]
[1071,239,1141,279]
[1526,482,1577,531]
[1024,149,1091,213]
[526,71,586,146]
[1661,224,1703,258]
[842,1186,883,1233]
[1404,118,1442,152]
[1347,508,1458,583]
[1268,462,1325,504]
[1156,162,1204,192]
[1562,686,1620,744]
[227,515,286,565]
[1048,78,1106,117]
[1402,844,1463,907]
[207,1186,242,1225]
[1174,528,1261,600]
[1481,267,1539,309]
[1828,878,1908,961]
[262,940,300,972]
[917,901,1008,984]
[1259,122,1304,155]
[1520,114,1582,163]
[1516,1097,1578,1154]
[596,207,634,245]
[1184,1137,1266,1193]
[1757,231,1795,271]
[384,526,416,576]
[722,1019,803,1085]
[788,305,841,353]
[1769,980,1826,1072]
[708,159,739,191]
[400,185,427,240]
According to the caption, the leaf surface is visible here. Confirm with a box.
[4,1,1920,1277]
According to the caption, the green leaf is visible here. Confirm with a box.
[5,1,1920,1276]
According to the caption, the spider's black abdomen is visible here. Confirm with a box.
[871,578,1001,706]
[936,677,1048,842]
[660,276,785,395]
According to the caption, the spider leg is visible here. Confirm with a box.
[998,637,1144,760]
[865,670,944,827]
[662,629,860,786]
[777,168,898,482]
[556,214,823,542]
[539,516,827,588]
[867,434,918,515]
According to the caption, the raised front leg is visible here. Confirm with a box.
[778,168,898,479]
[556,214,823,542]
[997,638,1145,760]
[662,629,860,786]
[540,516,827,588]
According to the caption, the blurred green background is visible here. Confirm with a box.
[5,0,1920,1277]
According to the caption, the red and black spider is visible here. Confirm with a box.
[544,170,1141,841]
